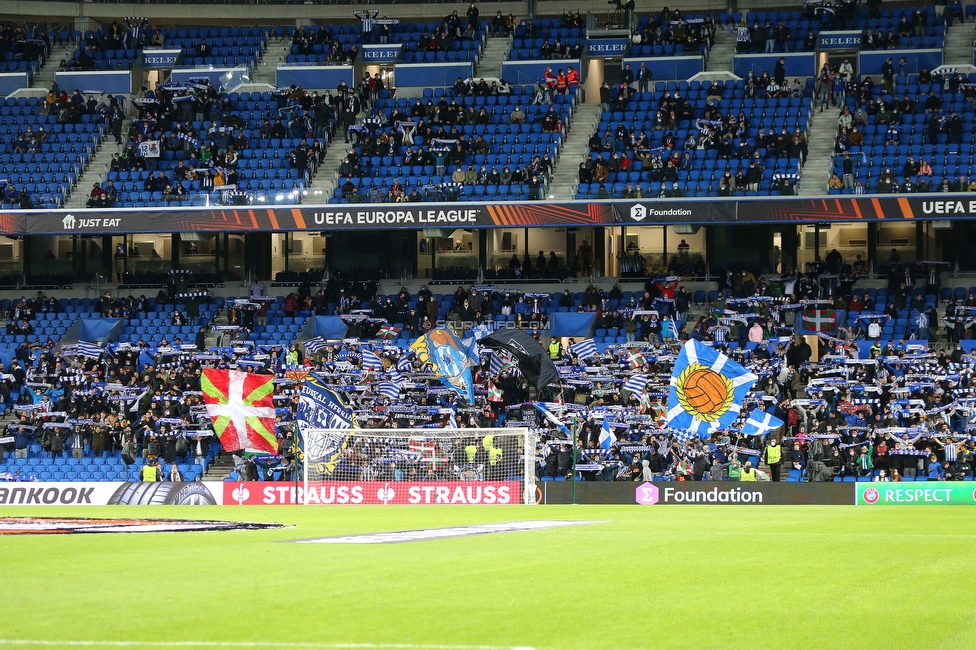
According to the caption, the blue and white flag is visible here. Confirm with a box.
[740,408,785,436]
[599,418,616,450]
[570,338,598,361]
[304,337,329,354]
[469,325,491,341]
[61,341,103,359]
[377,381,401,400]
[396,356,413,372]
[623,375,648,394]
[490,350,514,375]
[533,402,574,439]
[296,373,354,477]
[667,339,758,438]
[362,349,384,372]
[410,329,480,403]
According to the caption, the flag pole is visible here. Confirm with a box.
[294,430,301,506]
[572,429,577,505]
[572,418,583,506]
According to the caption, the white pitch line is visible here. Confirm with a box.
[684,531,976,539]
[0,642,534,650]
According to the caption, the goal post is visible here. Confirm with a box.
[299,427,537,505]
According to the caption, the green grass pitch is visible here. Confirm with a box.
[0,505,974,650]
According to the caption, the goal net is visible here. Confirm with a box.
[299,427,536,505]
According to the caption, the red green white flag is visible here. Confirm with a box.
[377,324,401,340]
[627,348,645,368]
[800,309,837,333]
[201,368,278,454]
[487,380,504,402]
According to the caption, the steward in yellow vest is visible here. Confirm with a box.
[740,462,757,482]
[548,339,561,360]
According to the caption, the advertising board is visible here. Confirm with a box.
[856,482,976,505]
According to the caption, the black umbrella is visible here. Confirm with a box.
[481,329,558,390]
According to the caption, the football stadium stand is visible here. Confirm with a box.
[1,2,976,490]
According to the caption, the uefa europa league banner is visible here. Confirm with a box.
[856,482,976,505]
[7,196,976,236]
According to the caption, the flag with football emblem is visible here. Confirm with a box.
[201,368,278,454]
[410,328,480,403]
[667,339,757,438]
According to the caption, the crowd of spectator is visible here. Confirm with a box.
[0,23,49,70]
[1,253,974,488]
[336,78,565,203]
[830,67,976,194]
[631,8,715,53]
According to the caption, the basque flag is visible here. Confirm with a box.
[800,309,837,333]
[377,324,401,340]
[202,368,278,454]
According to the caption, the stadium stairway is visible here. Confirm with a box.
[944,19,975,67]
[473,33,513,79]
[797,106,840,197]
[304,141,346,204]
[547,102,604,201]
[63,115,132,210]
[31,41,77,89]
[250,34,293,87]
[704,26,736,73]
[204,453,237,481]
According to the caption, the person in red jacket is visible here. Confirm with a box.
[656,277,678,299]
[555,69,567,94]
[283,292,298,317]
[544,66,556,87]
[566,67,580,93]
